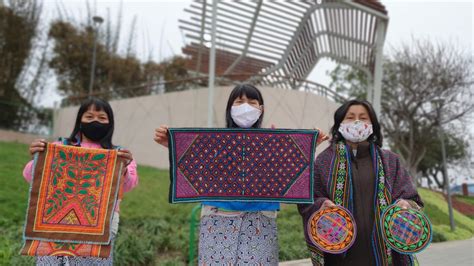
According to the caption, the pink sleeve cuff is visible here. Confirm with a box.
[23,160,34,183]
[122,160,139,193]
[23,141,63,184]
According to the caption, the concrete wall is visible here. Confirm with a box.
[54,86,339,168]
[0,129,48,144]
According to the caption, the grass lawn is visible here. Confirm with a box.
[0,141,308,265]
[418,188,474,242]
[1,141,473,265]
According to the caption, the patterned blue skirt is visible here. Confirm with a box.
[198,211,279,265]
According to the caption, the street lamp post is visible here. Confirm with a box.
[435,99,456,231]
[439,125,456,231]
[207,0,217,127]
[88,16,104,99]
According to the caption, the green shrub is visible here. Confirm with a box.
[432,224,472,242]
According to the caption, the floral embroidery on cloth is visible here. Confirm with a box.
[22,143,123,257]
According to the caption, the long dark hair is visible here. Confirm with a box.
[66,97,115,149]
[331,99,383,147]
[225,84,264,128]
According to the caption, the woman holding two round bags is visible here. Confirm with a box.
[298,99,423,266]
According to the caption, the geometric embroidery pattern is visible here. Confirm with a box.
[168,128,318,203]
[328,142,392,263]
[24,143,123,244]
[381,205,432,254]
[307,206,356,254]
[21,240,112,258]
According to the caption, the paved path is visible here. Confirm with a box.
[417,238,474,266]
[279,238,474,266]
[279,258,311,266]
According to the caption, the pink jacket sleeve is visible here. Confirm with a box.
[23,160,34,183]
[121,159,139,193]
[23,141,63,184]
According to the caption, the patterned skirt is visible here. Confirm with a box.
[198,211,279,265]
[35,254,113,266]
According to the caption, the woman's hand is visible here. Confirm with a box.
[319,199,336,210]
[154,125,169,147]
[117,149,133,166]
[315,128,330,145]
[396,199,415,209]
[29,139,47,156]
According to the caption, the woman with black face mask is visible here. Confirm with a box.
[23,97,138,266]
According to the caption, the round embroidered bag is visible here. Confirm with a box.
[307,206,356,254]
[381,204,432,254]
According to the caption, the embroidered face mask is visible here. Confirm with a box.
[338,120,373,143]
[231,103,262,128]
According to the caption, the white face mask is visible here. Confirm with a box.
[338,120,373,143]
[231,103,262,128]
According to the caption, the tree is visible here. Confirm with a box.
[418,132,468,189]
[48,6,189,105]
[48,19,147,100]
[328,39,474,180]
[0,0,50,132]
[160,56,191,92]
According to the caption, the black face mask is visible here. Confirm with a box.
[80,121,111,141]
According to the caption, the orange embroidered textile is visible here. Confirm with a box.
[21,240,112,258]
[24,143,123,244]
[307,206,357,254]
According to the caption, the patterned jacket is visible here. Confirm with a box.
[298,143,423,266]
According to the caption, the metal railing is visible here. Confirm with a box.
[60,73,345,107]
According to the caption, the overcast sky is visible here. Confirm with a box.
[40,0,473,105]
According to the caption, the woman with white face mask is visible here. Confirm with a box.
[155,84,276,265]
[298,100,424,266]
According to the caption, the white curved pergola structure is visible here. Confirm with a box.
[179,0,389,112]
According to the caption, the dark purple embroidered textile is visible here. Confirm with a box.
[168,128,319,203]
